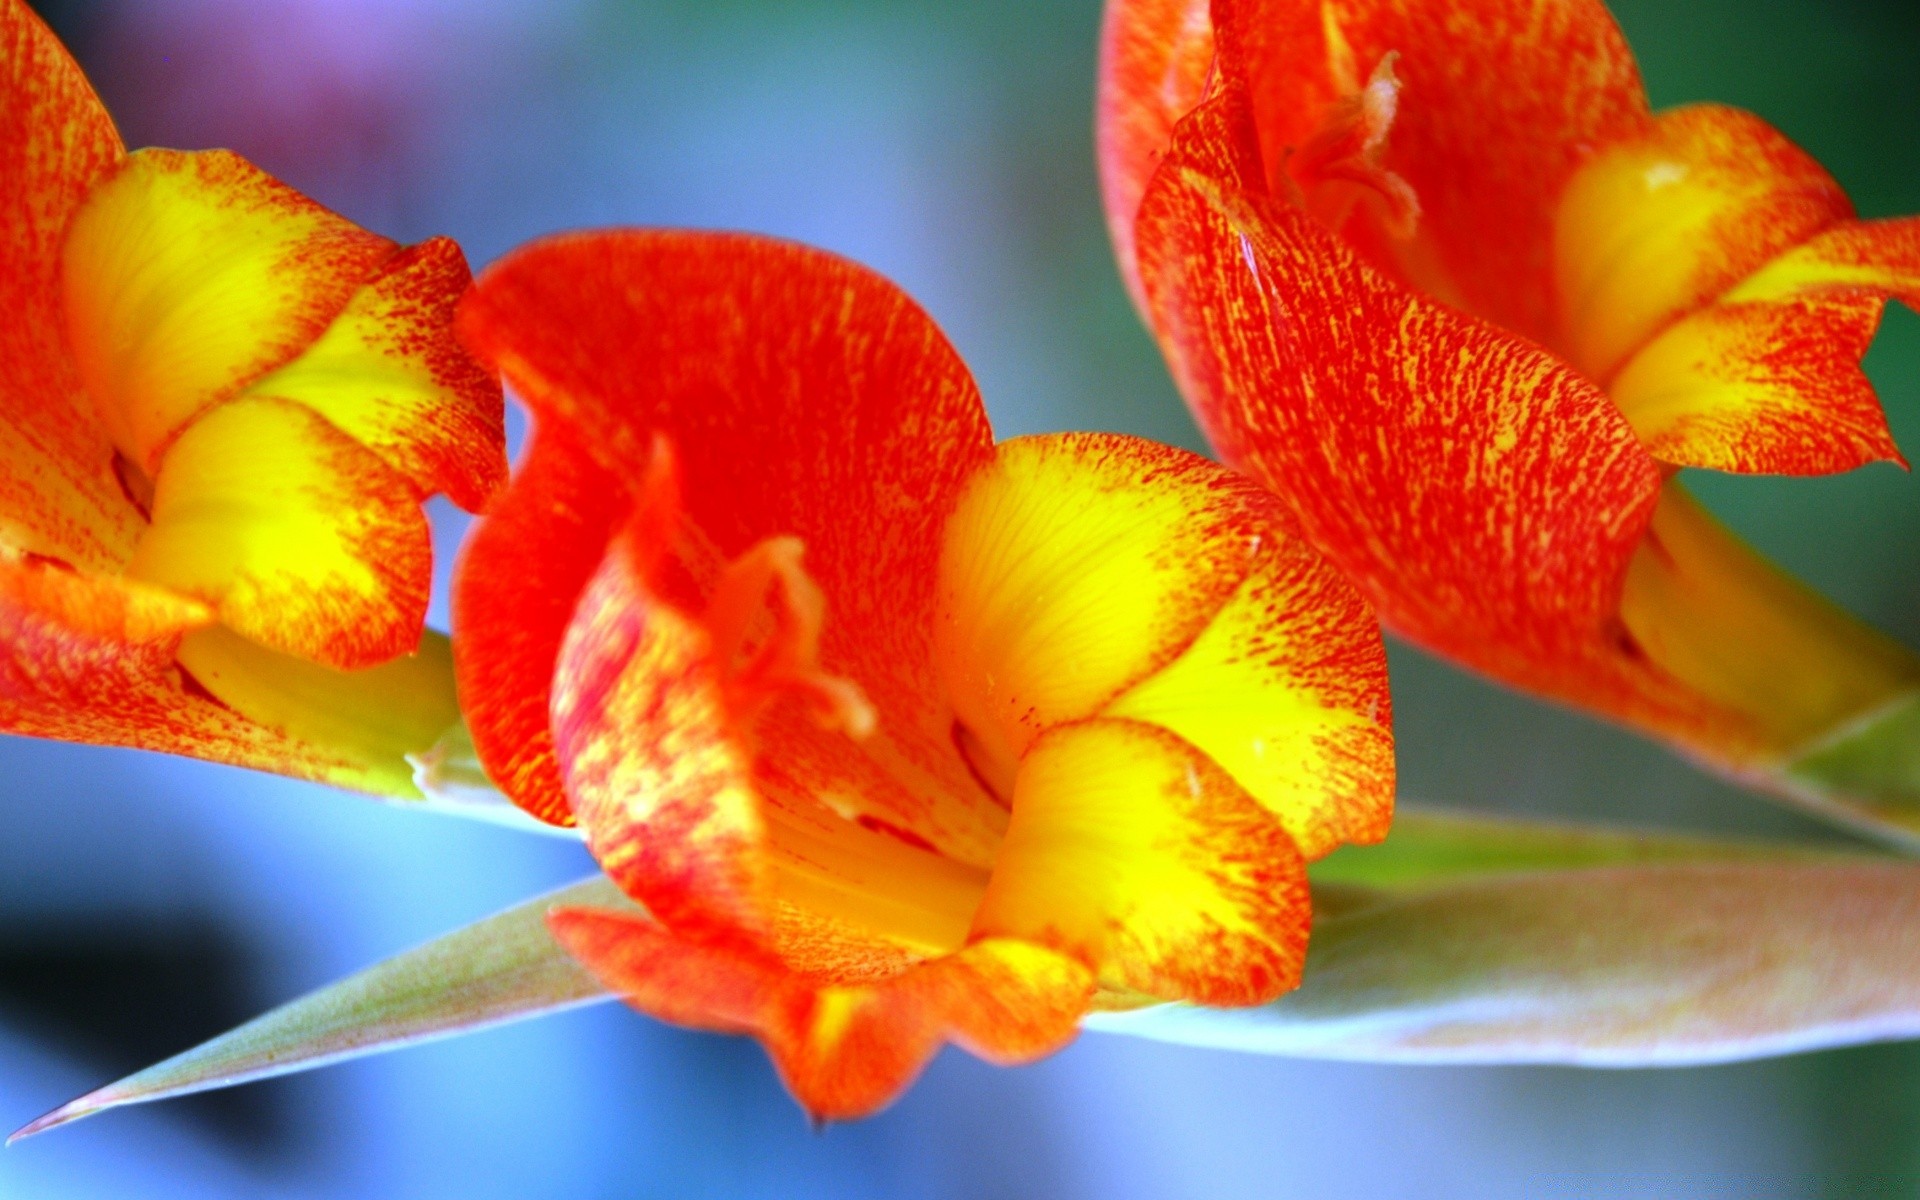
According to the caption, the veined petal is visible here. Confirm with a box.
[61,148,396,475]
[236,236,507,512]
[126,396,431,669]
[971,717,1310,1006]
[0,0,136,571]
[1137,91,1660,694]
[1211,0,1651,339]
[1097,0,1215,309]
[1608,217,1917,475]
[549,906,1090,1120]
[456,231,999,857]
[1553,105,1852,384]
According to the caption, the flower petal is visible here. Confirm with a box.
[1210,0,1651,339]
[937,430,1393,859]
[0,0,135,570]
[1137,91,1662,703]
[455,231,998,857]
[126,396,431,669]
[236,235,507,512]
[549,906,1090,1120]
[1097,0,1216,310]
[61,148,396,474]
[1607,217,1917,475]
[548,489,768,935]
[971,717,1310,1006]
[0,549,455,796]
[1552,105,1852,384]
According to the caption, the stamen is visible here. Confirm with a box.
[705,535,877,739]
[1285,53,1420,239]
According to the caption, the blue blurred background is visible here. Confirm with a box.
[4,0,1920,1195]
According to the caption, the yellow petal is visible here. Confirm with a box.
[61,147,394,474]
[126,395,429,669]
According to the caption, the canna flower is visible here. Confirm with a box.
[0,0,505,795]
[452,230,1394,1117]
[1099,0,1920,828]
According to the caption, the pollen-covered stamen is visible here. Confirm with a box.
[704,535,877,739]
[1285,54,1420,239]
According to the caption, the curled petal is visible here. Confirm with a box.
[549,905,1090,1120]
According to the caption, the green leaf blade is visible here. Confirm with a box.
[1093,861,1920,1064]
[9,876,629,1142]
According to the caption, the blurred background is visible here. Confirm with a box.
[4,0,1920,1195]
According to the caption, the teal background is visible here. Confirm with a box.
[3,0,1919,1194]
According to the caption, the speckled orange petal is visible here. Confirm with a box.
[236,236,506,512]
[125,396,431,670]
[455,231,999,857]
[0,0,134,571]
[1137,90,1661,692]
[1552,105,1853,384]
[60,148,397,475]
[971,717,1309,1005]
[549,906,1091,1120]
[548,479,768,936]
[0,549,456,796]
[1204,0,1652,340]
[1097,0,1216,311]
[1607,217,1917,476]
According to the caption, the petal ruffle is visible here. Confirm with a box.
[972,716,1310,1005]
[549,905,1090,1120]
[455,231,998,857]
[0,0,134,571]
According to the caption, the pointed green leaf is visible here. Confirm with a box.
[1092,861,1920,1063]
[10,876,630,1142]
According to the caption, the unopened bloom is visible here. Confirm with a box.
[453,230,1394,1117]
[1101,0,1920,819]
[0,0,505,794]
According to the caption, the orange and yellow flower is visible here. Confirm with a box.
[0,0,505,794]
[451,229,1394,1117]
[1100,0,1920,814]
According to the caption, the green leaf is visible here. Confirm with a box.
[1091,860,1920,1063]
[9,876,630,1142]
